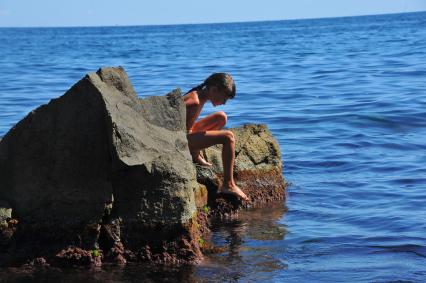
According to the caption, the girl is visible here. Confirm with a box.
[184,73,249,201]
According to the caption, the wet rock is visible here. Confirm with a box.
[28,257,49,268]
[0,221,16,251]
[194,184,208,209]
[0,201,18,255]
[55,247,102,267]
[98,221,121,252]
[80,223,101,250]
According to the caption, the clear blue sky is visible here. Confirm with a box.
[0,0,425,27]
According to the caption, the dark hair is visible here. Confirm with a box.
[185,73,236,98]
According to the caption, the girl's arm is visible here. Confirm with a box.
[183,94,199,107]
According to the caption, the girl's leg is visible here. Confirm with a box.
[190,111,227,133]
[190,111,227,166]
[187,130,249,201]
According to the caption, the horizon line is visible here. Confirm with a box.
[0,10,424,29]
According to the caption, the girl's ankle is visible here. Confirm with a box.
[222,180,234,188]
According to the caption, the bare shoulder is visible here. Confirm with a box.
[183,91,200,107]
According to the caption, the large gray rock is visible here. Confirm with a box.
[94,68,197,226]
[0,66,196,235]
[0,72,114,225]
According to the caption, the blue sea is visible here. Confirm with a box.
[1,11,426,282]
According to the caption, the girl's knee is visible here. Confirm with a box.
[223,130,235,144]
[214,111,227,126]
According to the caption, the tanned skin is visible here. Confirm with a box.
[184,86,249,201]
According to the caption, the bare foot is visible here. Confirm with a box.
[220,184,249,201]
[192,152,212,167]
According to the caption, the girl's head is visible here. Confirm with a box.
[188,73,236,106]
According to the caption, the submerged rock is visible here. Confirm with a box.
[0,66,286,267]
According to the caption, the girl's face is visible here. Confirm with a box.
[209,86,230,107]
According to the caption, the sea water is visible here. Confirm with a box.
[0,11,425,282]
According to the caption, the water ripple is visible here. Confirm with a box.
[1,11,426,282]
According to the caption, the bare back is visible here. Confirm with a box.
[183,91,205,133]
